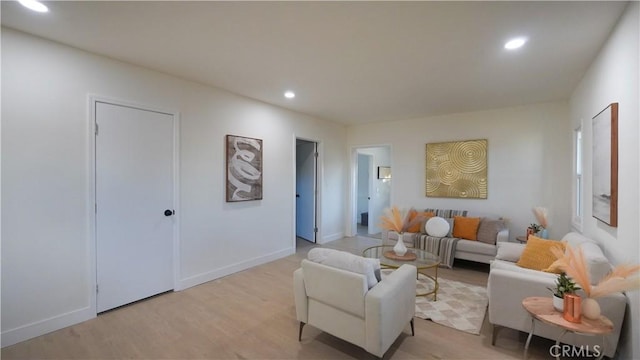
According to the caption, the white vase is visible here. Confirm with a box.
[582,297,601,319]
[393,233,408,256]
[553,295,564,312]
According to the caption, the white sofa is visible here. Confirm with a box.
[293,254,416,358]
[383,209,509,265]
[487,232,626,358]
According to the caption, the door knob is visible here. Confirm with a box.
[164,209,174,216]
[296,194,300,198]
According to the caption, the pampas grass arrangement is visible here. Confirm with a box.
[549,244,640,319]
[532,206,548,229]
[379,206,424,234]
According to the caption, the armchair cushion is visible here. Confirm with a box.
[308,248,380,288]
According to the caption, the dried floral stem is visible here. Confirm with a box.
[379,206,424,233]
[532,206,548,228]
[549,244,640,299]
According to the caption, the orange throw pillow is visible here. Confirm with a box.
[452,216,481,240]
[407,211,435,232]
[517,236,566,272]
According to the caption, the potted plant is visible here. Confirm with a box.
[548,272,581,311]
[527,223,542,239]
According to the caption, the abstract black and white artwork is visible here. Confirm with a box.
[226,135,263,202]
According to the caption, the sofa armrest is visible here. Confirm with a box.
[293,268,308,323]
[365,264,416,357]
[487,268,555,330]
[496,228,509,243]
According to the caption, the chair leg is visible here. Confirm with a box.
[298,322,305,341]
[410,318,415,336]
[491,324,500,346]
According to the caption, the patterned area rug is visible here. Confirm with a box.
[382,270,488,335]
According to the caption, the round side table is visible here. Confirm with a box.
[522,297,613,360]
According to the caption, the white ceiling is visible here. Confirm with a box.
[1,1,628,125]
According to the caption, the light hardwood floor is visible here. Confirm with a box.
[2,236,556,359]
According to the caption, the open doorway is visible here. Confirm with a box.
[296,139,317,243]
[353,146,391,238]
[356,153,372,236]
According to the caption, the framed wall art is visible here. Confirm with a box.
[592,103,618,227]
[377,166,391,179]
[226,134,263,202]
[425,139,487,199]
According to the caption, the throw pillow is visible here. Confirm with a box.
[407,211,434,233]
[517,236,566,272]
[425,216,450,237]
[495,242,526,262]
[452,216,481,240]
[418,211,436,233]
[307,248,380,288]
[442,218,455,237]
[476,218,506,245]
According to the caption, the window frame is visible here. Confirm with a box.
[572,126,583,231]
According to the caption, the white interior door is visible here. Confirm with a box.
[96,101,174,313]
[296,140,316,242]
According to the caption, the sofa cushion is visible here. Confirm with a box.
[495,242,526,262]
[476,218,506,245]
[516,236,566,272]
[425,216,450,237]
[453,216,481,240]
[557,233,611,284]
[457,239,496,256]
[578,242,611,284]
[491,259,559,282]
[562,232,597,247]
[308,248,380,288]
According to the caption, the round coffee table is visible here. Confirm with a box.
[363,245,440,300]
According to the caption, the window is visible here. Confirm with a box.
[572,127,583,230]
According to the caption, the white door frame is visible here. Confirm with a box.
[292,134,322,247]
[349,144,393,237]
[295,139,318,242]
[87,94,181,315]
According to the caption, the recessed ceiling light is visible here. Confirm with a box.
[504,37,527,50]
[18,0,48,13]
[284,91,295,99]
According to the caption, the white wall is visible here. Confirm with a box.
[1,28,347,346]
[347,101,572,241]
[569,3,639,358]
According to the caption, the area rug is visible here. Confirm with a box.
[382,270,488,335]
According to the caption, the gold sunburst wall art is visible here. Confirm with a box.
[425,139,487,199]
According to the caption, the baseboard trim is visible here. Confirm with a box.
[320,232,344,244]
[177,247,295,290]
[1,306,95,348]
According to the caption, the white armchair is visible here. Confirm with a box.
[293,258,416,358]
